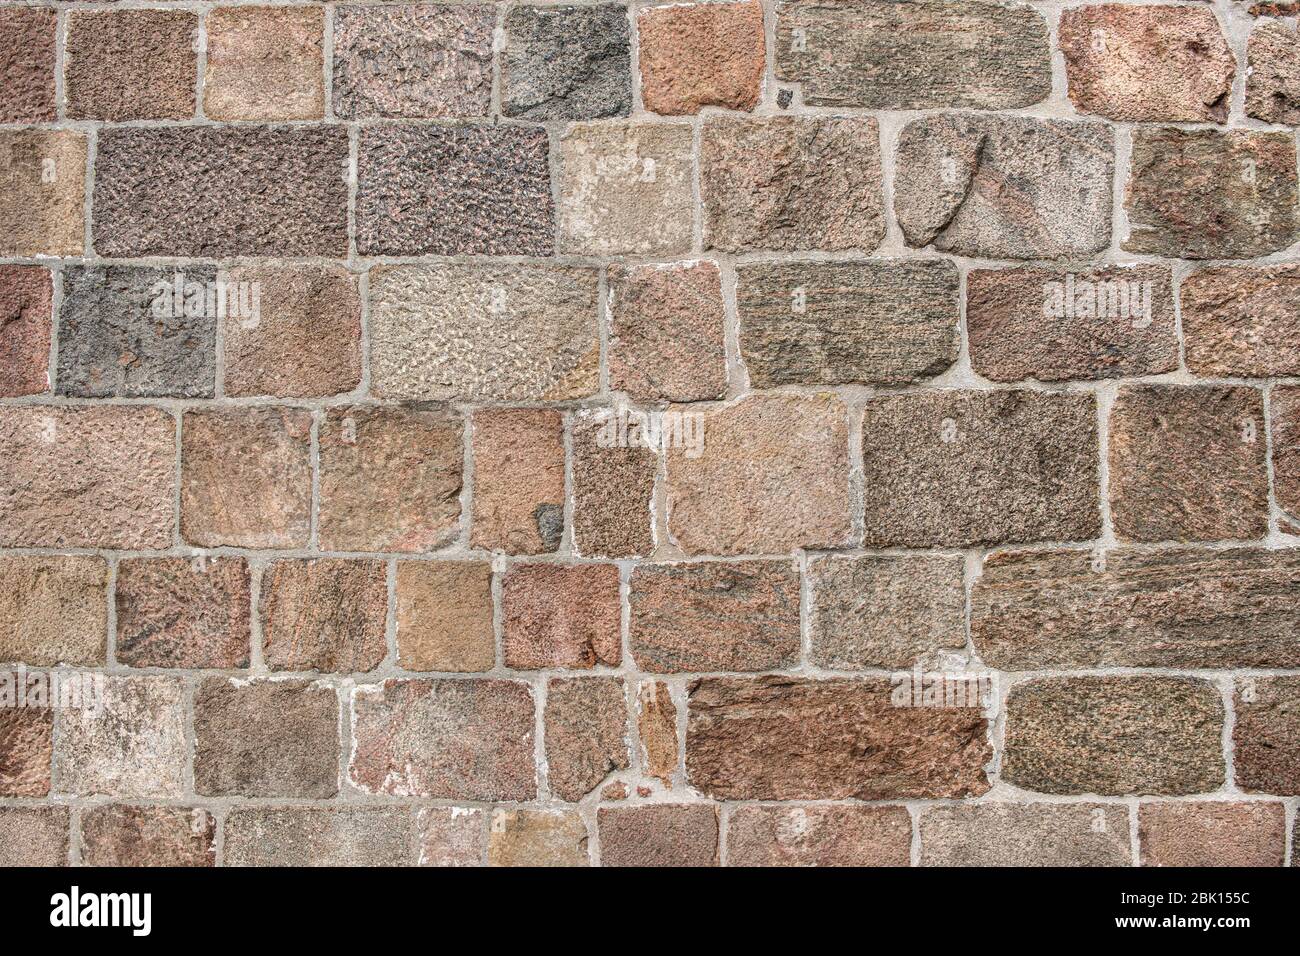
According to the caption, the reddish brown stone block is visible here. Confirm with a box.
[418,807,484,867]
[638,1,765,115]
[598,805,719,867]
[544,677,629,802]
[0,8,56,123]
[1234,677,1300,795]
[0,555,107,667]
[1273,387,1300,527]
[0,266,51,397]
[1182,265,1300,377]
[261,559,387,674]
[571,409,656,559]
[1139,802,1285,867]
[66,10,197,121]
[501,564,622,670]
[116,557,251,669]
[80,806,216,867]
[470,408,565,555]
[729,805,913,867]
[0,708,52,797]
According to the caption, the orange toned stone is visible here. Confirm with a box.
[0,130,86,257]
[637,681,678,786]
[0,555,107,666]
[261,559,388,673]
[638,1,765,115]
[205,6,325,121]
[396,561,495,673]
[470,408,565,555]
[1139,802,1285,867]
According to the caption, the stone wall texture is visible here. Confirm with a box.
[1,0,1298,868]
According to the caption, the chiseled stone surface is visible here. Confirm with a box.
[894,114,1113,260]
[861,390,1100,548]
[686,676,991,800]
[629,561,802,673]
[369,265,598,402]
[471,409,566,555]
[1139,802,1286,867]
[205,6,325,121]
[0,266,52,397]
[665,394,853,556]
[350,679,536,800]
[775,0,1051,109]
[93,126,348,258]
[57,265,217,399]
[0,808,68,867]
[1124,128,1299,260]
[501,5,630,120]
[920,804,1131,867]
[544,677,629,803]
[571,409,657,559]
[1108,385,1269,543]
[559,122,695,256]
[489,809,589,867]
[808,554,966,670]
[225,807,414,867]
[0,130,87,258]
[702,116,884,253]
[0,7,56,123]
[1247,20,1300,125]
[598,805,719,867]
[0,406,174,550]
[1273,387,1300,528]
[501,563,622,670]
[261,559,388,674]
[1002,677,1225,796]
[736,259,959,387]
[1233,677,1300,795]
[0,555,107,666]
[80,806,217,868]
[639,1,765,115]
[973,548,1300,670]
[1058,4,1234,122]
[728,805,913,867]
[1182,265,1300,378]
[396,561,495,673]
[967,265,1177,382]
[65,10,197,121]
[0,708,52,797]
[332,4,493,119]
[116,557,251,669]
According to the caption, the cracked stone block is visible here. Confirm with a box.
[115,557,251,669]
[0,266,52,397]
[544,677,629,802]
[1124,128,1299,260]
[639,1,765,115]
[702,116,884,253]
[66,10,197,121]
[333,4,493,118]
[471,409,566,555]
[57,265,217,399]
[1058,4,1234,122]
[0,556,107,667]
[0,7,56,123]
[0,130,86,258]
[736,258,959,387]
[775,0,1050,109]
[894,114,1113,260]
[205,6,325,120]
[501,4,631,120]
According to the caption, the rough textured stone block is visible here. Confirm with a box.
[0,808,67,867]
[58,265,217,399]
[702,116,883,253]
[93,126,348,258]
[81,806,216,868]
[57,676,187,798]
[357,126,553,256]
[471,409,565,554]
[418,807,484,867]
[1234,677,1300,795]
[194,678,338,798]
[545,677,629,802]
[66,10,197,121]
[0,708,52,797]
[809,555,965,670]
[1058,5,1233,122]
[639,1,765,115]
[861,390,1100,548]
[1002,677,1224,796]
[0,556,106,667]
[502,4,630,120]
[0,7,56,123]
[571,409,656,559]
[369,265,598,401]
[894,115,1113,260]
[974,548,1300,670]
[502,563,621,670]
[1247,20,1300,124]
[665,394,852,556]
[558,123,695,256]
[116,557,251,669]
[262,559,387,673]
[225,807,413,867]
[396,561,495,673]
[1139,802,1286,867]
[598,805,719,867]
[205,6,324,120]
[1108,385,1268,543]
[181,408,313,549]
[637,681,678,785]
[967,265,1177,382]
[1182,265,1300,377]
[0,406,174,549]
[0,266,51,397]
[223,264,362,398]
[608,261,727,403]
[1124,128,1298,260]
[920,804,1131,867]
[350,679,535,800]
[1273,387,1300,528]
[629,561,801,673]
[318,405,463,553]
[775,0,1050,109]
[0,130,86,257]
[687,676,991,800]
[737,259,959,387]
[728,805,913,867]
[333,5,493,118]
[489,809,588,867]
